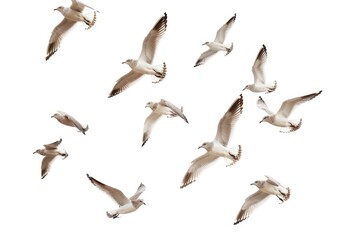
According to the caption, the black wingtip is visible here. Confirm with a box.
[234,220,240,225]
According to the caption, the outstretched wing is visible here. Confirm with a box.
[70,0,98,12]
[180,152,219,189]
[252,44,267,84]
[277,90,322,118]
[234,190,270,224]
[256,96,273,115]
[139,13,167,64]
[214,14,236,43]
[129,183,146,201]
[41,155,57,179]
[108,71,143,97]
[214,94,243,146]
[46,19,76,61]
[86,174,130,206]
[142,111,162,146]
[159,99,188,123]
[43,138,62,150]
[194,49,217,67]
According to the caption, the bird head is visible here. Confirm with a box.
[259,116,269,124]
[198,142,211,151]
[54,6,64,12]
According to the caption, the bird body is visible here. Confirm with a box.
[51,111,89,134]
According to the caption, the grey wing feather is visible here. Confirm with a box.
[46,19,76,60]
[277,90,322,118]
[142,111,162,146]
[180,152,219,188]
[194,49,217,67]
[41,155,57,179]
[256,96,273,115]
[108,71,143,97]
[70,0,98,12]
[234,191,270,224]
[160,99,188,123]
[265,175,280,186]
[139,13,167,64]
[252,44,267,84]
[86,174,130,206]
[214,14,236,43]
[61,112,86,133]
[215,94,243,146]
[129,183,146,201]
[43,138,62,150]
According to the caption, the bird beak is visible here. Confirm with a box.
[198,145,202,149]
[242,86,247,91]
[202,43,206,46]
[54,8,57,11]
[33,151,36,154]
[250,183,254,186]
[122,61,126,64]
[143,202,146,205]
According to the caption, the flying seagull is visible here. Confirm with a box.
[51,110,89,134]
[33,138,68,179]
[194,13,236,67]
[46,0,99,60]
[142,99,189,146]
[243,44,277,93]
[86,174,146,218]
[180,94,243,188]
[234,175,290,224]
[108,13,168,97]
[257,90,322,132]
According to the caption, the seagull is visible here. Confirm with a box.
[46,0,99,60]
[142,99,189,146]
[86,174,146,218]
[257,90,322,133]
[243,44,277,93]
[51,110,89,134]
[234,175,290,224]
[33,139,68,179]
[108,13,168,97]
[194,13,236,67]
[180,94,243,188]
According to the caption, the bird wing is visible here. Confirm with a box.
[129,183,146,201]
[139,13,167,64]
[194,49,217,67]
[43,138,62,150]
[214,14,236,43]
[264,175,280,186]
[234,190,270,224]
[180,152,219,188]
[214,94,243,146]
[86,174,130,206]
[142,111,162,146]
[252,44,267,84]
[59,111,86,133]
[46,18,76,61]
[41,155,57,179]
[108,70,143,97]
[277,90,322,118]
[70,0,98,12]
[256,96,274,115]
[159,99,188,123]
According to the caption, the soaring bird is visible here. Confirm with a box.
[194,13,236,67]
[180,94,243,188]
[46,0,98,60]
[142,99,188,146]
[33,138,68,179]
[243,44,277,93]
[234,175,290,224]
[51,110,89,134]
[108,13,168,97]
[86,174,146,218]
[257,90,322,132]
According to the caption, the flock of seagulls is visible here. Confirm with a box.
[35,0,323,223]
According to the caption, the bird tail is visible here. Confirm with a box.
[266,80,277,94]
[83,11,97,30]
[225,42,233,56]
[280,119,302,133]
[225,145,242,167]
[152,62,167,83]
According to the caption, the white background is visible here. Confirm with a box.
[1,0,358,239]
